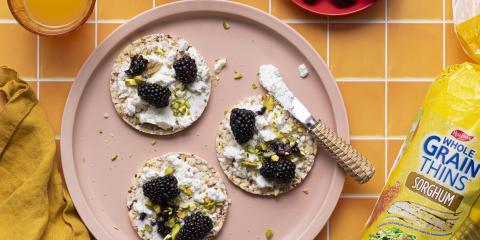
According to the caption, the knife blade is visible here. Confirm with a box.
[258,64,375,184]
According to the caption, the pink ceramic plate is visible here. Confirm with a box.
[61,1,347,239]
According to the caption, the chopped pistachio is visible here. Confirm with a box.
[251,82,258,89]
[171,224,181,239]
[134,75,143,81]
[263,95,275,111]
[144,200,153,208]
[155,46,165,56]
[233,71,243,80]
[125,78,138,86]
[303,188,309,194]
[240,161,258,167]
[222,20,231,30]
[164,234,172,240]
[165,167,175,175]
[259,143,268,151]
[150,140,157,146]
[111,154,118,161]
[147,63,162,77]
[246,145,256,153]
[265,228,274,239]
[271,155,280,161]
[179,185,193,196]
[135,117,141,125]
[144,224,153,233]
[176,211,186,219]
[166,218,176,228]
[154,205,161,214]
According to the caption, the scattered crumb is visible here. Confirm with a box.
[104,139,109,143]
[98,129,104,134]
[233,71,243,80]
[128,154,133,158]
[298,64,309,78]
[265,228,274,239]
[214,58,227,74]
[82,158,86,163]
[214,75,220,81]
[150,140,157,146]
[112,225,119,230]
[302,188,309,194]
[111,154,118,161]
[103,113,109,119]
[109,133,114,137]
[224,109,228,115]
[251,82,258,89]
[223,20,231,30]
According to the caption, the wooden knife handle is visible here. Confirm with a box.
[309,121,375,184]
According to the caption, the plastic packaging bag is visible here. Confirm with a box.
[361,62,480,240]
[454,0,480,63]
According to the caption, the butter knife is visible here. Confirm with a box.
[259,65,375,184]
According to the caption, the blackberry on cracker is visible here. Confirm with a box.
[229,108,256,144]
[142,175,180,202]
[174,55,197,84]
[125,54,148,76]
[137,82,171,108]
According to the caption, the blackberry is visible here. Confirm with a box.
[139,212,147,221]
[269,140,293,156]
[137,82,171,108]
[260,158,296,183]
[176,213,213,240]
[173,55,197,84]
[158,224,172,237]
[125,55,148,76]
[229,108,256,144]
[332,0,356,8]
[304,0,317,4]
[256,107,266,115]
[142,175,180,202]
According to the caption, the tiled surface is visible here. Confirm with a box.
[0,1,473,239]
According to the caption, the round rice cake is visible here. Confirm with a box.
[110,34,211,135]
[127,153,229,240]
[216,95,317,196]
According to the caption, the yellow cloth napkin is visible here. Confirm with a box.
[0,67,90,240]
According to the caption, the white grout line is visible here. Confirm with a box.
[268,0,272,15]
[97,19,128,24]
[341,194,379,199]
[442,0,446,69]
[336,77,434,82]
[384,0,389,183]
[282,19,454,24]
[38,77,75,82]
[326,220,330,240]
[95,0,98,47]
[326,17,330,67]
[36,35,40,99]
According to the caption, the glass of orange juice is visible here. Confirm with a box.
[8,0,95,36]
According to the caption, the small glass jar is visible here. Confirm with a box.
[8,0,95,36]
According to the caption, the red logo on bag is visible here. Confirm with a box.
[451,130,474,142]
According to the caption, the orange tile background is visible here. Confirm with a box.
[0,0,473,239]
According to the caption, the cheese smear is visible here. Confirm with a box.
[258,65,295,111]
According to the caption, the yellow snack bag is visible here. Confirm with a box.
[454,0,480,63]
[361,62,480,240]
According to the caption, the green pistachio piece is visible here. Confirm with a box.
[146,63,162,77]
[144,200,153,208]
[171,224,181,239]
[144,224,152,233]
[154,205,161,214]
[265,228,274,239]
[240,161,258,167]
[164,167,175,175]
[223,20,231,30]
[125,79,138,86]
[263,95,275,111]
[271,155,279,161]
